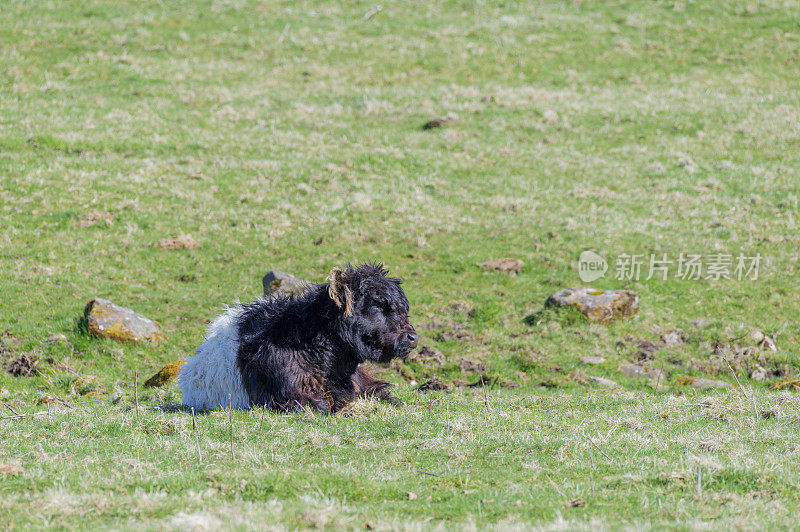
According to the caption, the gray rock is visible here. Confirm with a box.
[262,270,312,297]
[589,376,618,388]
[545,287,639,323]
[580,356,605,365]
[619,363,668,380]
[748,329,765,344]
[750,365,768,382]
[46,333,68,342]
[660,330,685,348]
[84,299,166,343]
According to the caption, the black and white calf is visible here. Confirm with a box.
[178,264,417,413]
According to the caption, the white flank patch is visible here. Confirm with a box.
[178,306,251,411]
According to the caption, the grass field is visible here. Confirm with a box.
[2,0,800,529]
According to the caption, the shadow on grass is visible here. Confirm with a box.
[523,305,587,327]
[73,315,90,336]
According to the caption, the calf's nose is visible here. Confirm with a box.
[406,332,418,349]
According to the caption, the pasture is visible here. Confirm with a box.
[2,1,799,529]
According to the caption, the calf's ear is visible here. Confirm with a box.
[327,267,353,317]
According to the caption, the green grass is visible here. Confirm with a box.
[2,0,800,528]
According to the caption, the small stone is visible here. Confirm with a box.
[0,388,9,398]
[759,336,778,352]
[262,270,312,298]
[580,356,605,365]
[46,333,68,343]
[676,376,731,389]
[407,491,418,500]
[545,287,639,323]
[480,258,524,275]
[457,357,486,373]
[691,318,709,328]
[619,363,667,380]
[155,234,200,250]
[660,330,685,348]
[748,329,765,344]
[84,299,166,343]
[750,364,768,382]
[589,376,618,388]
[144,361,186,388]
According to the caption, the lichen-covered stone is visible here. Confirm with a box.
[84,299,166,343]
[262,270,312,297]
[144,360,185,388]
[545,287,639,323]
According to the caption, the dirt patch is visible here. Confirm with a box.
[417,378,450,392]
[155,234,200,250]
[0,463,24,476]
[479,258,524,275]
[660,329,687,348]
[76,210,115,227]
[422,116,454,130]
[408,346,444,365]
[3,354,38,377]
[457,357,486,373]
[634,340,660,361]
[567,370,590,385]
[438,328,478,343]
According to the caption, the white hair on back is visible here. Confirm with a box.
[178,305,250,411]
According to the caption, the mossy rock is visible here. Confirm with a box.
[84,299,166,343]
[144,360,185,388]
[545,287,639,324]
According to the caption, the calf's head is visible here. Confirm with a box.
[328,264,417,362]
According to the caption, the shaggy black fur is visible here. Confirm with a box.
[235,263,417,413]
